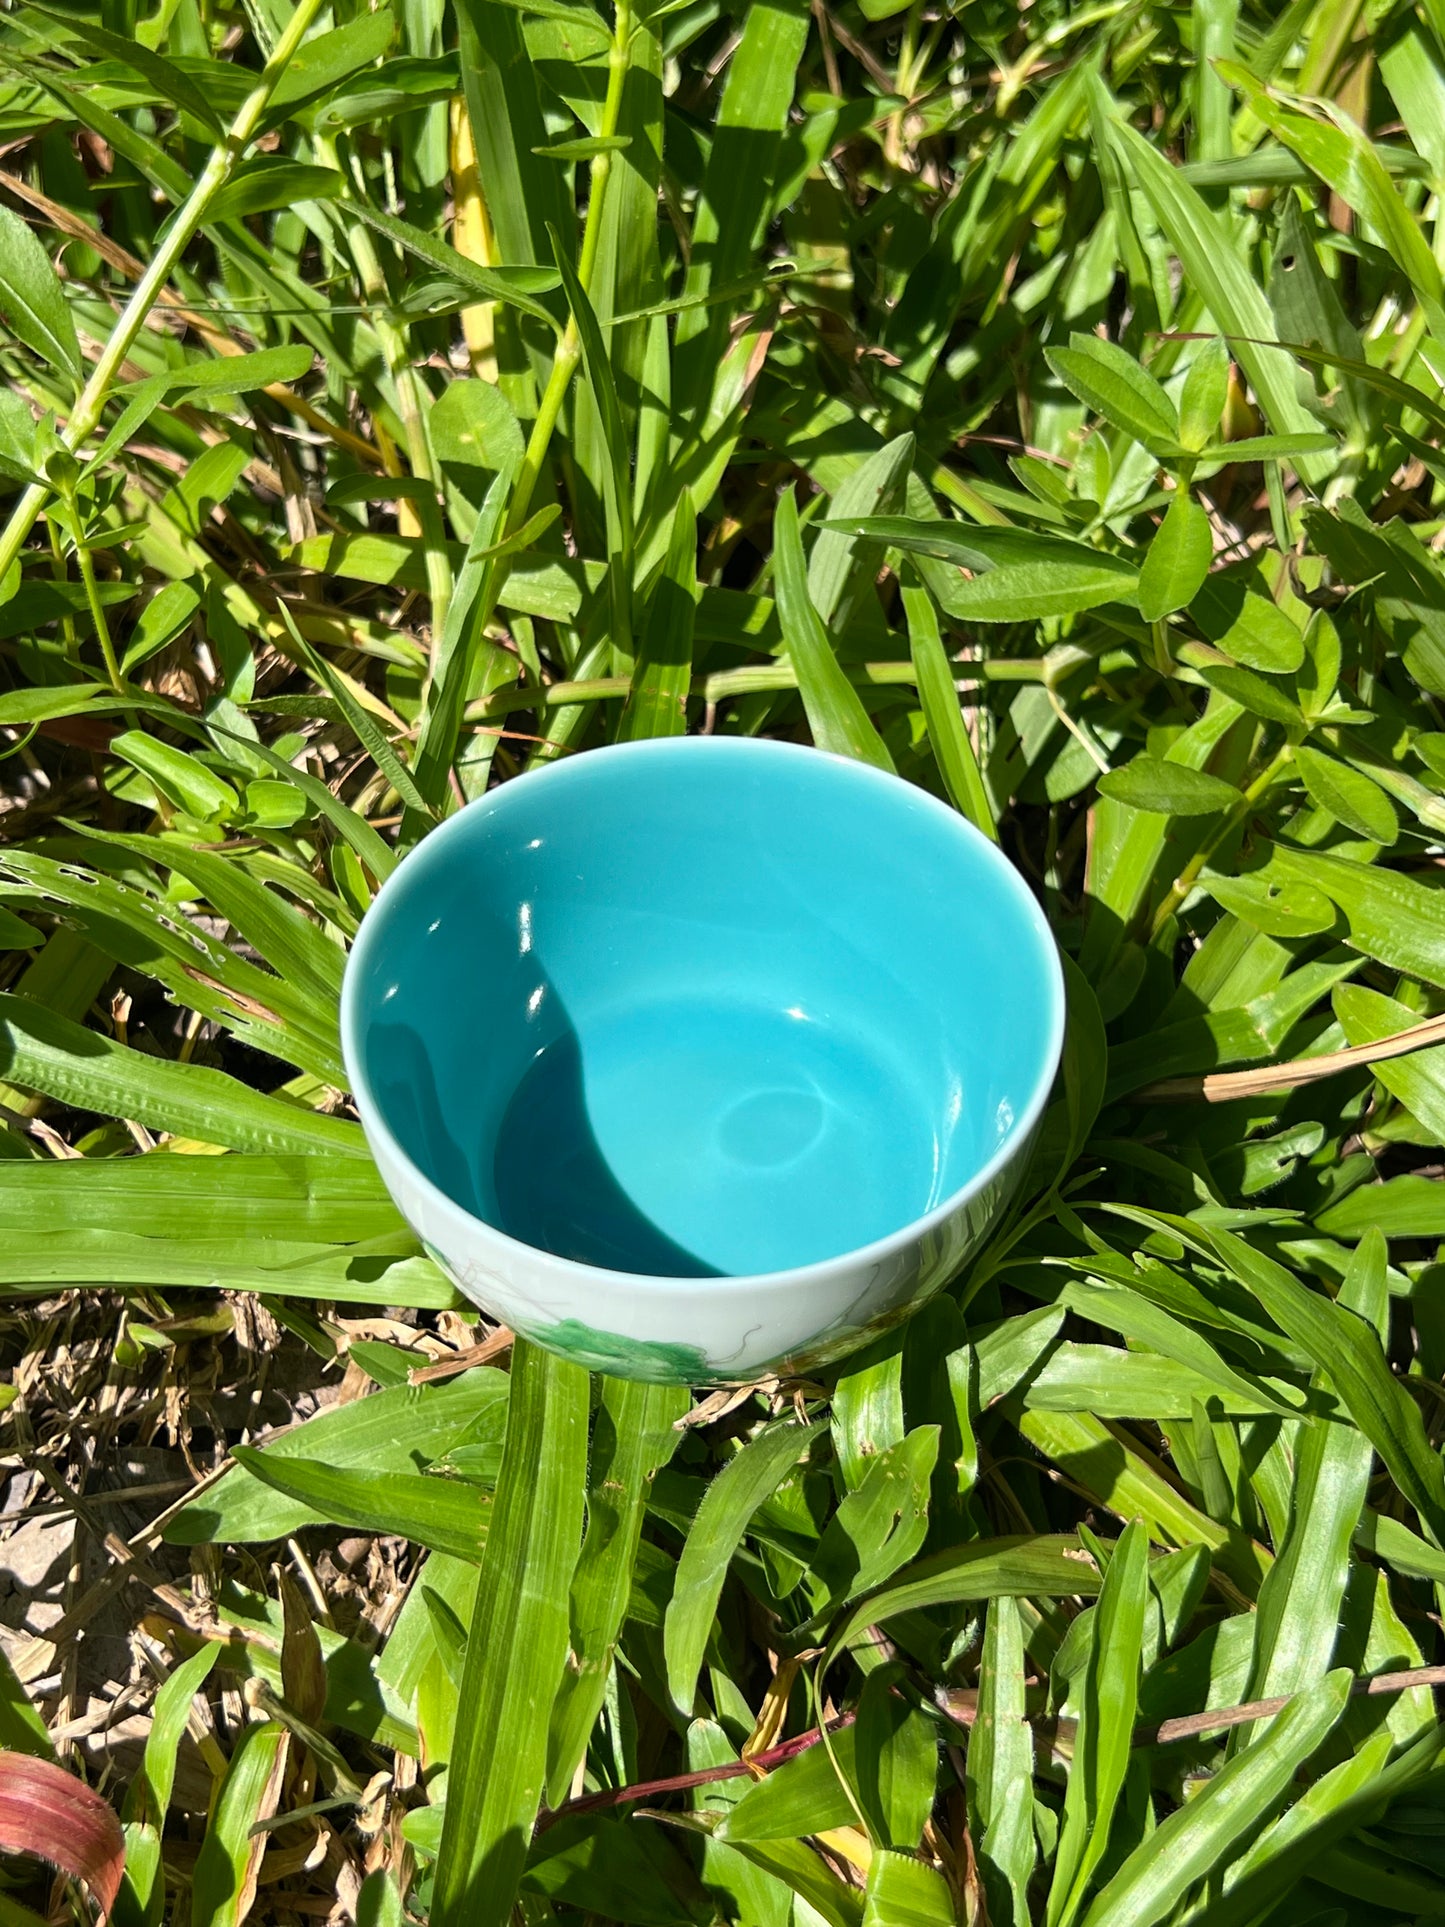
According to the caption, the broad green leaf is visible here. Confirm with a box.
[664,1417,823,1714]
[429,377,525,476]
[1196,432,1335,462]
[773,487,894,771]
[0,201,81,379]
[1190,659,1304,725]
[1205,868,1337,939]
[853,1666,937,1850]
[0,995,366,1158]
[1099,758,1240,815]
[229,1448,492,1561]
[1179,337,1230,450]
[122,580,200,675]
[806,1426,938,1617]
[1293,746,1398,844]
[1191,576,1306,672]
[1018,1409,1268,1596]
[109,731,240,821]
[431,1341,589,1927]
[1234,1233,1381,1748]
[1268,844,1445,987]
[833,1341,905,1491]
[809,432,915,631]
[1021,1344,1291,1418]
[1045,336,1181,453]
[0,1229,450,1307]
[208,160,344,222]
[1333,982,1445,1142]
[1079,1671,1352,1927]
[1058,1284,1299,1418]
[0,906,39,951]
[827,1534,1107,1664]
[662,1814,862,1927]
[190,1722,287,1927]
[682,1720,791,1925]
[861,1852,954,1927]
[1139,490,1214,622]
[265,8,399,122]
[168,1373,509,1542]
[356,1871,406,1927]
[971,1307,1066,1408]
[718,1724,865,1842]
[944,559,1142,622]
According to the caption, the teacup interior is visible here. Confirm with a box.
[348,742,1061,1278]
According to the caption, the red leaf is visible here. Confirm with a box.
[0,1750,125,1920]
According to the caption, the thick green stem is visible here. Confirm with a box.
[63,495,123,695]
[0,0,328,583]
[1150,746,1293,939]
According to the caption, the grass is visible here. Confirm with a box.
[2,0,1445,1919]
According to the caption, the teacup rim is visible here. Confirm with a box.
[340,734,1068,1294]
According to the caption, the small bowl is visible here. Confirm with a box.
[341,737,1064,1383]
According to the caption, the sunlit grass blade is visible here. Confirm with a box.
[431,1339,589,1927]
[546,1378,687,1802]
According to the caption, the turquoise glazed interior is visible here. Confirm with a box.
[344,739,1062,1289]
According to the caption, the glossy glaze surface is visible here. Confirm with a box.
[341,737,1065,1381]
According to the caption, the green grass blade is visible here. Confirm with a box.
[968,1599,1035,1927]
[664,1415,823,1716]
[901,578,997,838]
[1098,85,1332,484]
[772,486,894,772]
[190,1722,288,1927]
[862,1852,954,1927]
[1048,1518,1149,1927]
[1206,1225,1445,1542]
[546,1377,687,1803]
[0,994,366,1157]
[123,1644,221,1829]
[1079,1671,1352,1927]
[808,433,914,632]
[1194,1723,1445,1927]
[229,1447,492,1560]
[169,1373,506,1543]
[618,492,696,740]
[431,1339,589,1927]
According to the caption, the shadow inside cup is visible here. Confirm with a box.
[365,975,722,1280]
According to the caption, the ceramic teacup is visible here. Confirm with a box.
[340,737,1065,1383]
